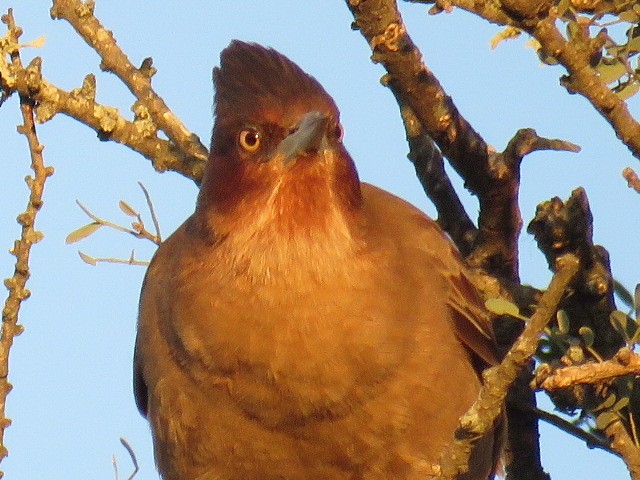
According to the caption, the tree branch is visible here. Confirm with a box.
[0,5,206,183]
[538,348,640,392]
[532,406,614,454]
[50,0,209,165]
[529,16,640,161]
[410,0,640,161]
[393,94,478,255]
[346,0,580,281]
[2,57,205,182]
[623,167,640,194]
[0,10,54,475]
[606,420,640,480]
[528,188,623,358]
[440,253,580,478]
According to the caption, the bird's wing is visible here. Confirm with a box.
[360,183,499,369]
[133,228,178,419]
[133,339,149,417]
[446,270,500,368]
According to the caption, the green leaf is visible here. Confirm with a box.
[615,81,640,100]
[619,9,640,23]
[557,310,570,334]
[118,200,137,217]
[485,298,521,318]
[594,393,617,412]
[629,323,640,344]
[613,396,630,412]
[613,279,635,309]
[627,34,640,54]
[65,222,101,244]
[78,251,97,266]
[567,345,585,363]
[597,60,627,84]
[610,311,631,342]
[595,411,619,430]
[579,326,595,348]
[555,0,572,18]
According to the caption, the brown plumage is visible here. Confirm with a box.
[134,40,501,480]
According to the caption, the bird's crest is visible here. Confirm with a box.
[213,40,337,126]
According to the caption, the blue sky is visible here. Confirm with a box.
[1,1,637,478]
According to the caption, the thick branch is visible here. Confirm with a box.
[528,188,622,358]
[346,0,491,196]
[394,97,477,255]
[50,0,209,165]
[346,1,580,281]
[403,0,513,25]
[529,17,640,161]
[3,58,204,182]
[606,420,640,480]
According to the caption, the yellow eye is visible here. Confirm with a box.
[238,128,261,152]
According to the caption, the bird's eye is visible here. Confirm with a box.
[333,123,344,141]
[238,128,262,153]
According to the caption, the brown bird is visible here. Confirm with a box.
[134,40,501,480]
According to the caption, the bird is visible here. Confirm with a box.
[133,40,501,480]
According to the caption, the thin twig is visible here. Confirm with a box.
[0,10,54,474]
[119,437,139,480]
[532,407,614,454]
[112,453,119,480]
[138,182,162,243]
[75,200,159,245]
[78,250,149,267]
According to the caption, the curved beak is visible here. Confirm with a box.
[275,111,329,163]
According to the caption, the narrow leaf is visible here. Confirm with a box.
[615,82,640,101]
[613,397,630,412]
[597,60,626,84]
[119,200,137,217]
[65,222,101,244]
[594,393,617,412]
[610,311,631,342]
[78,251,97,266]
[613,279,635,309]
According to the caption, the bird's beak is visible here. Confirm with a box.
[275,111,329,163]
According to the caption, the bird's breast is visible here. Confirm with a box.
[163,231,418,427]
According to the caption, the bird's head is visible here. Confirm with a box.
[197,41,362,238]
